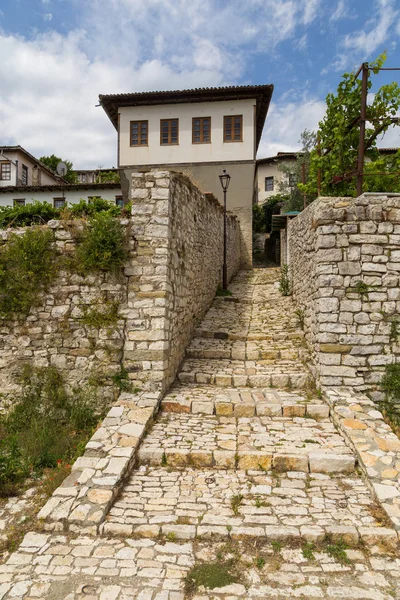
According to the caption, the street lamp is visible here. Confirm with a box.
[219,169,231,290]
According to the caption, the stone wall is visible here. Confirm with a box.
[124,170,242,393]
[0,170,241,404]
[0,220,131,404]
[288,193,400,397]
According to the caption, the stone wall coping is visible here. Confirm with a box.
[37,389,161,533]
[324,387,400,531]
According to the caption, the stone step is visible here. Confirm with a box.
[186,337,304,361]
[138,412,355,473]
[177,358,310,388]
[102,467,394,547]
[161,384,329,418]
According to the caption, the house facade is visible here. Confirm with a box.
[99,85,274,267]
[256,152,301,204]
[0,146,64,189]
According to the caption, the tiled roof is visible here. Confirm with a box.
[0,182,121,193]
[99,84,274,151]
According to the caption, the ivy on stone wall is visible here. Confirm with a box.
[74,213,128,274]
[0,228,57,320]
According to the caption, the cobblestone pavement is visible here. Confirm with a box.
[2,267,400,599]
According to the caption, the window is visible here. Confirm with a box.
[160,119,179,145]
[0,162,11,181]
[21,165,28,185]
[131,120,148,146]
[265,176,274,192]
[53,198,65,209]
[115,196,124,207]
[192,117,211,144]
[223,115,243,142]
[13,199,25,207]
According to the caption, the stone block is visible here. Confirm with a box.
[309,452,355,474]
[237,452,272,471]
[273,454,309,473]
[306,404,330,419]
[325,525,359,547]
[359,527,398,550]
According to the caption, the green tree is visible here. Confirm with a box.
[97,170,120,184]
[301,53,400,197]
[39,154,77,184]
[277,130,318,210]
[253,194,286,233]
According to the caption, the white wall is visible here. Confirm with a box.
[257,159,297,204]
[119,99,256,166]
[0,187,123,208]
[0,152,18,187]
[0,150,60,187]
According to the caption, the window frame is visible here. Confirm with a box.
[265,176,274,192]
[192,117,211,144]
[21,164,28,185]
[130,120,149,147]
[0,161,11,181]
[115,195,124,207]
[160,118,179,146]
[53,197,66,209]
[13,199,25,207]
[223,115,243,143]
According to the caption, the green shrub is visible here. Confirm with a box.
[380,363,400,430]
[66,197,121,218]
[0,201,61,229]
[279,264,291,296]
[75,213,128,273]
[0,227,56,320]
[0,365,100,495]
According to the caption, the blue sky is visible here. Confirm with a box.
[0,0,399,168]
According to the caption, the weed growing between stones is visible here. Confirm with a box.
[302,541,316,561]
[184,560,238,596]
[295,307,305,329]
[216,286,233,297]
[325,540,350,564]
[0,227,57,320]
[0,365,101,497]
[78,299,120,330]
[230,494,243,515]
[380,363,400,431]
[279,264,291,296]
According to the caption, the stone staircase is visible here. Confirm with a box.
[3,267,400,600]
[102,268,393,552]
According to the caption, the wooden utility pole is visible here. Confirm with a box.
[356,63,369,197]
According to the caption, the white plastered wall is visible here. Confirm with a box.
[118,99,256,166]
[0,187,122,208]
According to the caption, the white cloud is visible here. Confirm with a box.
[0,0,331,168]
[257,98,326,158]
[302,0,320,26]
[43,13,53,22]
[342,0,398,57]
[330,0,349,22]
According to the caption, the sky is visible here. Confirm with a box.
[0,0,399,169]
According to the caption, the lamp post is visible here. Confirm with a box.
[219,169,231,290]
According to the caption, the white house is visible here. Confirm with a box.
[0,146,64,188]
[0,183,123,209]
[99,84,274,266]
[256,152,301,204]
